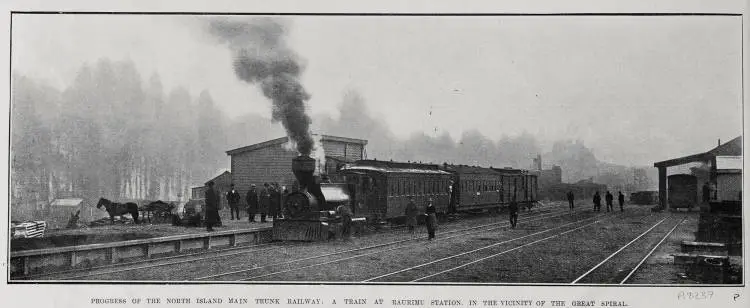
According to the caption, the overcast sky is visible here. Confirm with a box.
[11,14,742,166]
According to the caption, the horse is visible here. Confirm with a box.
[96,198,139,224]
[142,200,175,223]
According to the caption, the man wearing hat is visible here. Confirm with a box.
[424,198,437,240]
[226,183,241,220]
[246,184,259,222]
[204,181,220,232]
[259,183,271,222]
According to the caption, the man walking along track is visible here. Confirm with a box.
[567,191,575,210]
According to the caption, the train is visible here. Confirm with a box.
[668,174,698,211]
[273,155,538,241]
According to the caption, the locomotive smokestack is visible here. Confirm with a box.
[292,155,316,191]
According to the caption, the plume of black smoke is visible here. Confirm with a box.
[209,17,314,155]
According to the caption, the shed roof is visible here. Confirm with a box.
[50,198,84,207]
[225,134,368,156]
[654,136,742,168]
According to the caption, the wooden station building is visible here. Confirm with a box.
[225,135,368,205]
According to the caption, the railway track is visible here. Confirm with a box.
[201,209,599,281]
[571,215,688,284]
[376,211,667,283]
[365,213,610,282]
[197,206,583,281]
[38,202,564,280]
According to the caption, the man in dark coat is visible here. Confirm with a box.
[259,183,271,222]
[605,191,614,212]
[618,191,625,212]
[425,199,437,240]
[509,194,519,228]
[404,198,418,233]
[204,181,220,232]
[269,183,281,220]
[593,192,601,212]
[567,191,575,211]
[246,184,258,222]
[226,184,241,220]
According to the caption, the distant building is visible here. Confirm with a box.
[225,135,368,205]
[191,170,232,209]
[532,154,564,200]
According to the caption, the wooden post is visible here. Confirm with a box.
[204,237,212,250]
[176,240,182,253]
[229,234,237,247]
[145,244,152,258]
[110,247,117,264]
[23,256,30,276]
[70,251,77,267]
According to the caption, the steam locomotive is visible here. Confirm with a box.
[273,155,538,241]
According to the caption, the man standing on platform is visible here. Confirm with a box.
[246,184,258,222]
[204,181,220,232]
[226,184,241,220]
[259,183,271,222]
[618,191,625,212]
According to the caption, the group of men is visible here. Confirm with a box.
[592,191,625,212]
[566,191,626,212]
[203,181,287,232]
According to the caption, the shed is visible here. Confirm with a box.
[654,136,742,209]
[715,156,742,202]
[47,198,107,229]
[191,171,232,209]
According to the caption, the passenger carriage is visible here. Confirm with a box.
[339,160,453,222]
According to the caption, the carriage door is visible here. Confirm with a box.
[356,175,378,219]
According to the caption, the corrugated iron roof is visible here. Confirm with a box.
[341,165,451,175]
[225,134,368,156]
[50,198,84,207]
